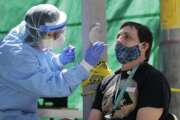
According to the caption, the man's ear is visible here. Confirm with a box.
[140,42,149,52]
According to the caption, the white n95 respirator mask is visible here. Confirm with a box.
[42,33,66,49]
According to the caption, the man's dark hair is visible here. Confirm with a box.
[120,21,153,62]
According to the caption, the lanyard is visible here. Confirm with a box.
[113,64,140,111]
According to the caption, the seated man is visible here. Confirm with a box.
[88,22,173,120]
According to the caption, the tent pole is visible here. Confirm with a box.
[160,0,180,118]
[82,0,106,119]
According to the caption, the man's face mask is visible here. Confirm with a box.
[115,42,141,64]
[42,33,65,49]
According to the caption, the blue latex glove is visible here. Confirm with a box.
[60,45,75,65]
[85,41,105,66]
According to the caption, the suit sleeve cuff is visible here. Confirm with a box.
[54,54,64,68]
[80,60,93,72]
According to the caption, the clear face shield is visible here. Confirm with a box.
[25,10,67,49]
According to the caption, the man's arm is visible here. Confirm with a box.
[88,109,103,120]
[136,67,171,120]
[136,107,163,120]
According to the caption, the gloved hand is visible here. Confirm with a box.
[84,41,105,66]
[60,45,75,65]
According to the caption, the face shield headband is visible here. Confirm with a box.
[25,11,67,32]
